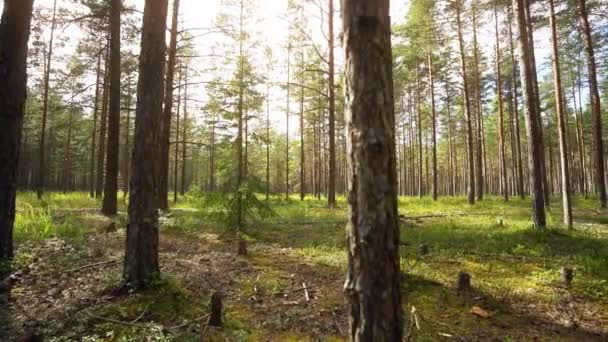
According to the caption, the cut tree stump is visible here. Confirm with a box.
[418,244,429,256]
[457,271,471,294]
[237,240,248,256]
[560,267,573,286]
[208,291,223,327]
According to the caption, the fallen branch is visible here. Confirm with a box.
[332,311,343,335]
[130,303,152,324]
[85,310,153,328]
[169,314,210,330]
[65,259,120,273]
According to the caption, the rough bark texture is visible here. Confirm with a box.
[0,0,34,259]
[549,0,572,228]
[96,51,110,198]
[102,0,122,216]
[577,0,606,208]
[455,0,475,205]
[124,0,168,286]
[342,0,403,340]
[158,0,180,211]
[513,0,546,229]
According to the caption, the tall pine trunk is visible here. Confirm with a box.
[513,0,546,229]
[0,0,34,259]
[342,0,403,338]
[549,0,572,228]
[494,6,508,201]
[456,0,475,204]
[37,0,58,199]
[327,0,337,208]
[102,0,122,215]
[158,0,180,210]
[124,0,168,287]
[577,0,607,208]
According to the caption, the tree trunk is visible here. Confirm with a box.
[102,0,122,216]
[181,66,188,195]
[96,48,110,198]
[300,49,305,201]
[266,81,270,200]
[577,0,606,208]
[158,0,180,210]
[90,54,102,198]
[342,0,403,338]
[456,0,475,205]
[37,0,58,199]
[285,44,291,199]
[507,5,525,199]
[327,0,337,208]
[124,0,168,287]
[173,68,182,204]
[513,0,546,229]
[428,46,438,201]
[494,5,508,201]
[416,63,423,198]
[472,6,484,201]
[0,0,34,259]
[549,0,572,227]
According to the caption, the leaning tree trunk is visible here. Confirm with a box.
[342,0,403,339]
[577,0,607,208]
[456,0,475,205]
[513,0,546,229]
[549,0,572,228]
[0,0,35,259]
[158,0,180,211]
[102,0,122,216]
[124,0,168,287]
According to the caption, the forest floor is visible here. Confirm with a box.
[1,192,607,341]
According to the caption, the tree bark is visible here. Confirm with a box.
[102,0,122,216]
[327,0,337,208]
[577,0,607,208]
[181,66,188,195]
[0,0,34,259]
[494,5,508,201]
[124,0,168,287]
[90,54,102,198]
[96,47,110,198]
[428,46,438,201]
[513,0,546,229]
[507,5,525,199]
[158,0,180,210]
[472,5,484,201]
[549,0,572,228]
[455,0,475,205]
[37,0,58,199]
[342,0,403,339]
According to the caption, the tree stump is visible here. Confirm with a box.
[418,244,429,256]
[237,240,248,256]
[560,267,573,286]
[208,291,223,327]
[457,271,471,294]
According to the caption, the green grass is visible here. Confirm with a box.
[10,191,608,340]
